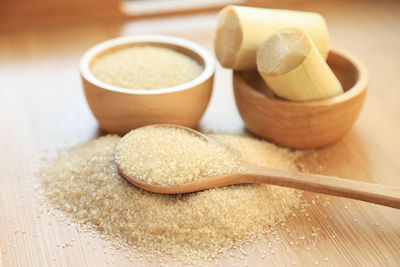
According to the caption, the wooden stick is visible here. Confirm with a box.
[214,5,330,70]
[257,29,343,101]
[242,163,400,210]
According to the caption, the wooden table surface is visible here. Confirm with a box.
[1,1,400,266]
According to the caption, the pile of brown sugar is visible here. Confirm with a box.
[38,133,303,262]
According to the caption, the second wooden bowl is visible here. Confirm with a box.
[233,48,368,149]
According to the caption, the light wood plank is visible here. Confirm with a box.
[1,1,400,266]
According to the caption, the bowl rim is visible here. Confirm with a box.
[234,47,369,106]
[80,35,215,95]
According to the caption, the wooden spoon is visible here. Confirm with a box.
[115,125,400,209]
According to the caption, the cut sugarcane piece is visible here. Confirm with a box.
[257,29,343,101]
[214,5,330,70]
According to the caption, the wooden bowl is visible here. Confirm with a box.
[233,48,368,149]
[80,35,215,135]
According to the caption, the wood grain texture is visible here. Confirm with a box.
[234,48,368,148]
[1,0,400,266]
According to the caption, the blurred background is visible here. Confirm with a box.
[1,0,399,31]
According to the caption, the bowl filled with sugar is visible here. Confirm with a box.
[80,35,215,135]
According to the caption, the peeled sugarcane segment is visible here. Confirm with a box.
[257,29,343,101]
[215,5,330,70]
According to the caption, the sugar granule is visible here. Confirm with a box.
[90,45,203,90]
[39,134,303,261]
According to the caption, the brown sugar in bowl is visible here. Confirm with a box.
[233,48,368,149]
[80,35,215,135]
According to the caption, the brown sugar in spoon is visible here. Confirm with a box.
[115,124,400,209]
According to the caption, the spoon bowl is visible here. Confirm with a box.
[115,124,400,209]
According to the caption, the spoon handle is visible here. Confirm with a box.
[243,164,400,209]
